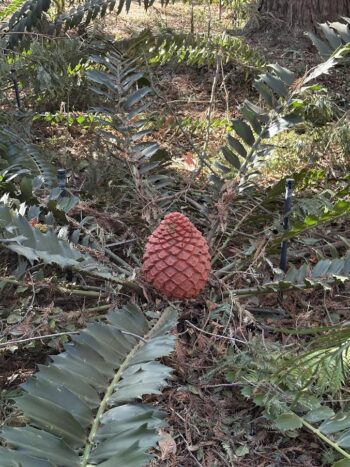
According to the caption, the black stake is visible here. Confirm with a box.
[57,168,67,197]
[57,168,73,281]
[10,69,21,110]
[279,178,294,273]
[277,178,294,307]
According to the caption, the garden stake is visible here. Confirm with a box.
[57,168,67,197]
[278,178,294,304]
[279,178,294,272]
[10,69,21,109]
[57,168,73,281]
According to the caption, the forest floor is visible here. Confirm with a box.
[1,2,350,467]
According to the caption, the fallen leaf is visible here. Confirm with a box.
[158,429,177,460]
[183,152,195,166]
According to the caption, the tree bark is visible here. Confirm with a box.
[258,0,350,31]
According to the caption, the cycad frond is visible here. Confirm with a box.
[86,50,175,209]
[307,19,350,58]
[0,203,125,282]
[4,0,170,49]
[1,304,177,466]
[218,37,350,185]
[0,127,56,186]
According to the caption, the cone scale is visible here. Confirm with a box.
[142,212,211,299]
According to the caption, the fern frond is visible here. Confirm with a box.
[0,304,177,466]
[283,325,350,393]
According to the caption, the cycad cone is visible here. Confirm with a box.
[142,212,211,299]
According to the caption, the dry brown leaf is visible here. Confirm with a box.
[158,429,177,460]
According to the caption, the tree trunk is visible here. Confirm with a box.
[258,0,350,32]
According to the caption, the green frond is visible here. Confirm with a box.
[123,29,265,71]
[5,0,51,49]
[225,340,350,463]
[218,38,350,185]
[0,304,178,466]
[0,0,27,21]
[4,0,170,49]
[294,326,350,392]
[221,253,350,298]
[0,203,124,282]
[86,50,175,208]
[0,127,56,186]
[307,19,350,58]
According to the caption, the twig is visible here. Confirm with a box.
[0,331,79,348]
[289,239,349,259]
[77,304,111,314]
[185,320,246,344]
[202,52,220,160]
[170,408,201,435]
[10,69,21,109]
[1,31,69,39]
[227,292,254,331]
[178,433,204,467]
[0,274,143,297]
[200,382,243,388]
[220,55,230,120]
[65,283,106,292]
[104,247,133,273]
[212,201,262,265]
[190,0,194,33]
[59,287,104,297]
[206,0,212,38]
[0,324,145,352]
[279,179,294,272]
[106,238,137,247]
[222,280,339,297]
[0,276,105,297]
[66,215,132,273]
[120,330,147,342]
[82,271,144,296]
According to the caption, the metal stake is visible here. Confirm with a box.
[10,69,21,109]
[277,178,294,307]
[57,168,67,197]
[57,168,72,281]
[279,178,294,273]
